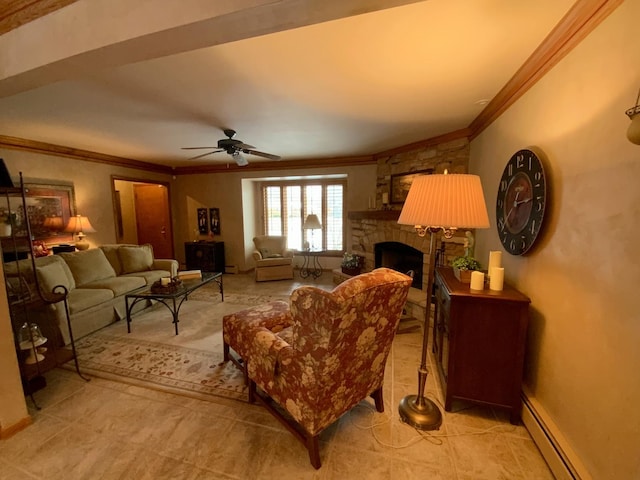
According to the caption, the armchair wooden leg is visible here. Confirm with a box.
[307,434,321,469]
[371,387,384,412]
[223,342,230,362]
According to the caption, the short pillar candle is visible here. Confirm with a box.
[490,267,504,291]
[470,271,485,291]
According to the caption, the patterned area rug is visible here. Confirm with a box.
[71,292,288,402]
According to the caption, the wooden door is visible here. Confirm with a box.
[133,184,173,259]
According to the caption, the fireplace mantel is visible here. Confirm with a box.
[348,210,400,221]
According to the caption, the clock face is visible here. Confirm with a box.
[496,149,547,255]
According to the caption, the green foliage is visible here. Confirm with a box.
[451,255,482,271]
[341,252,362,268]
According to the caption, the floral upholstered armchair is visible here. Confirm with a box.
[223,267,412,468]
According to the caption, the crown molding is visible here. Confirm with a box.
[0,135,173,174]
[468,0,623,139]
[0,0,79,36]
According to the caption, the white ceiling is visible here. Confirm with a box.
[0,0,575,169]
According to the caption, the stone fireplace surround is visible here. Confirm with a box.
[347,210,466,293]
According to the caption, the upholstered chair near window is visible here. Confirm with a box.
[252,235,294,281]
[222,268,412,468]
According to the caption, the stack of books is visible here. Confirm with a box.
[177,269,202,280]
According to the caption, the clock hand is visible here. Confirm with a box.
[515,197,532,206]
[505,190,521,220]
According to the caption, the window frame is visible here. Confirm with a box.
[260,178,347,254]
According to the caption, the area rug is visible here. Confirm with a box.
[71,292,288,402]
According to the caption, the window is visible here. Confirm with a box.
[262,180,345,251]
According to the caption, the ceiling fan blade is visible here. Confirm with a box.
[187,150,221,160]
[241,148,281,160]
[236,142,255,149]
[182,147,217,150]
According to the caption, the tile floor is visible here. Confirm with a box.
[0,272,554,479]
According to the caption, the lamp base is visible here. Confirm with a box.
[75,240,90,250]
[399,394,443,431]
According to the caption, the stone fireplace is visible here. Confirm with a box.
[375,241,423,289]
[347,210,466,292]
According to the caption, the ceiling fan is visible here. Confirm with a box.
[181,129,281,166]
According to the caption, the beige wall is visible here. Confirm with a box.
[0,148,172,431]
[171,164,377,271]
[470,2,640,478]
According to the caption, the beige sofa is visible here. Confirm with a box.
[252,235,294,282]
[6,244,178,344]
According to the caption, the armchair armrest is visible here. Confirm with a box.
[283,249,294,259]
[152,258,179,277]
[252,250,263,261]
[247,328,296,384]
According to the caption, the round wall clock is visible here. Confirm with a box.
[496,148,547,255]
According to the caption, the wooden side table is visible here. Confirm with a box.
[432,267,531,423]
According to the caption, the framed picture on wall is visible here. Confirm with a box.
[21,181,77,243]
[389,168,434,204]
[209,208,220,235]
[197,208,208,234]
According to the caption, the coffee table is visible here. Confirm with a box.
[125,272,223,335]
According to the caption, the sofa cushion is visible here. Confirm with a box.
[119,244,154,273]
[36,260,74,296]
[60,248,117,287]
[66,288,115,314]
[121,270,169,285]
[82,276,146,296]
[99,244,128,275]
[256,257,293,268]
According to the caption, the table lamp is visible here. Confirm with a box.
[303,214,322,251]
[64,215,96,250]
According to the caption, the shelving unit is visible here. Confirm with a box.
[1,172,85,406]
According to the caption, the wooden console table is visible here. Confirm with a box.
[432,267,530,423]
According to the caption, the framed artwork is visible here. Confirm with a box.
[389,168,434,204]
[5,181,77,243]
[209,208,220,235]
[197,208,208,234]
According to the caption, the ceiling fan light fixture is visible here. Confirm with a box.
[233,151,248,167]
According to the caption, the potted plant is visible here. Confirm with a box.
[0,210,16,237]
[451,255,482,283]
[341,252,363,276]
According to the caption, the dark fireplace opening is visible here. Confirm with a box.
[374,241,423,289]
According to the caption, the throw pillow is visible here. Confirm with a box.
[36,260,73,295]
[60,249,116,286]
[259,248,271,259]
[119,244,154,273]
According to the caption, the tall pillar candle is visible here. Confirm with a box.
[489,267,504,291]
[470,271,484,291]
[488,251,502,276]
[382,192,389,205]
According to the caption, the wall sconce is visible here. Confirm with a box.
[625,88,640,145]
[64,215,96,250]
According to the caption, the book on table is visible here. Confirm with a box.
[177,269,202,280]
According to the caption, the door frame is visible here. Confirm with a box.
[110,175,174,257]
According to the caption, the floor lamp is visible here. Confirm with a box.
[397,172,489,430]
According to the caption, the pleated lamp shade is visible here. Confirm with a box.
[64,215,96,234]
[64,215,96,250]
[397,173,490,229]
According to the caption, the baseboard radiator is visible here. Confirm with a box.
[521,390,591,480]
